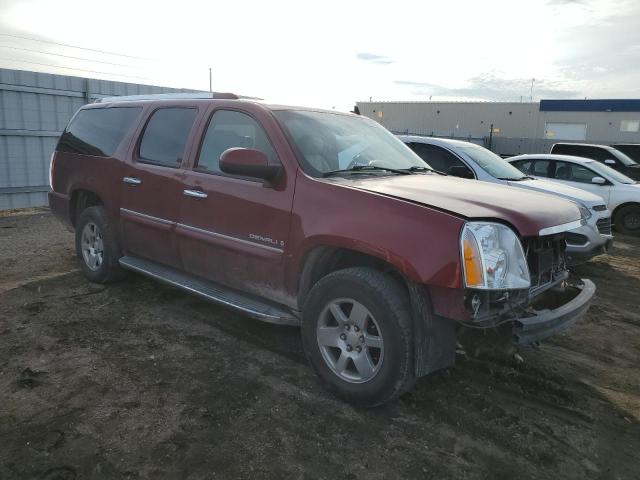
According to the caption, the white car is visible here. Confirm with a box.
[398,136,614,263]
[508,154,640,236]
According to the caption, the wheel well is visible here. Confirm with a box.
[70,190,103,227]
[613,202,640,218]
[297,246,409,308]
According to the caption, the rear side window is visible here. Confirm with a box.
[57,107,141,157]
[139,108,198,167]
[196,110,277,174]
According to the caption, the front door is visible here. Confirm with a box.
[177,108,294,304]
[551,160,612,203]
[120,106,200,268]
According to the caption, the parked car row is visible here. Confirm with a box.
[508,154,640,235]
[49,94,597,406]
[399,136,640,239]
[549,143,640,180]
[398,136,614,264]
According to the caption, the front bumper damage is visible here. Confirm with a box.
[512,278,595,344]
[462,277,596,345]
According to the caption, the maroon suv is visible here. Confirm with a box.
[49,94,595,406]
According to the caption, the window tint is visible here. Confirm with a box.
[531,159,552,177]
[585,146,609,161]
[458,145,525,180]
[57,107,141,157]
[511,160,532,174]
[612,144,640,162]
[554,161,598,183]
[197,110,276,174]
[139,108,198,167]
[410,143,472,176]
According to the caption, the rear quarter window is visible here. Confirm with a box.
[57,107,142,157]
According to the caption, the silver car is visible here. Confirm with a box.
[397,136,613,264]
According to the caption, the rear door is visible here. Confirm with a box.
[120,106,200,268]
[176,106,294,303]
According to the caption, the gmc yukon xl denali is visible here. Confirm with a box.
[49,94,596,406]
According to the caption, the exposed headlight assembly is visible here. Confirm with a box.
[461,222,530,290]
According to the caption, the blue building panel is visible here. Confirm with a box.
[540,99,640,112]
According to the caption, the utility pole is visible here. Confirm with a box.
[209,68,212,93]
[530,78,535,102]
[488,123,494,151]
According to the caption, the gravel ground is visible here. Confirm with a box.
[0,209,639,479]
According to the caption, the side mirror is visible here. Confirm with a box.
[448,166,474,179]
[591,176,606,185]
[604,159,616,165]
[220,148,282,183]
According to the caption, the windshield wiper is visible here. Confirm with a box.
[322,165,412,177]
[402,166,447,176]
[497,176,535,181]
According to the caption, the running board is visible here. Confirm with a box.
[119,256,299,326]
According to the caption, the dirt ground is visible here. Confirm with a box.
[1,208,639,480]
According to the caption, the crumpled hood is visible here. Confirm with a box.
[507,178,606,207]
[327,174,582,237]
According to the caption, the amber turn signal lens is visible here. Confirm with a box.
[463,235,484,288]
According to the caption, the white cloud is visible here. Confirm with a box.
[0,0,638,110]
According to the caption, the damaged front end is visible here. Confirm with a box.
[463,233,596,344]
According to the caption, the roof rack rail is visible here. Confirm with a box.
[94,92,241,103]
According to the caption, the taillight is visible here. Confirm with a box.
[49,152,56,190]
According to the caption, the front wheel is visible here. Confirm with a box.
[614,204,640,236]
[301,267,415,406]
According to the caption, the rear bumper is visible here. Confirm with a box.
[513,279,595,344]
[48,191,72,229]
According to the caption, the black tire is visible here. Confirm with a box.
[301,267,415,407]
[614,204,640,236]
[75,206,125,283]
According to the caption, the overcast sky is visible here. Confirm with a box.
[0,0,638,111]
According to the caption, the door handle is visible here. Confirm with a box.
[123,176,142,185]
[183,189,208,199]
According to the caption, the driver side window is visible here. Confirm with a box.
[410,143,473,177]
[554,161,597,184]
[197,110,277,174]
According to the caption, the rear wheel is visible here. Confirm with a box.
[301,267,414,406]
[75,206,125,283]
[614,204,640,236]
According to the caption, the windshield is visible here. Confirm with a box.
[588,161,636,184]
[611,148,638,166]
[274,110,425,177]
[457,145,527,180]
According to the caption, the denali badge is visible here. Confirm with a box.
[249,233,285,247]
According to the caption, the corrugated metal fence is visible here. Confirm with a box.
[0,68,201,210]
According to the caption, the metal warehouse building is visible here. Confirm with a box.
[0,68,201,210]
[356,99,640,156]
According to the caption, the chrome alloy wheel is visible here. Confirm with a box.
[316,298,384,383]
[80,222,104,271]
